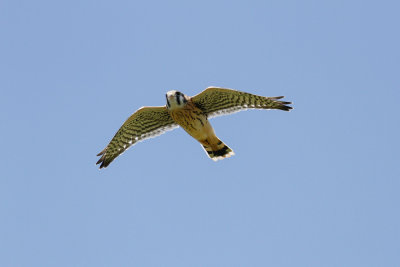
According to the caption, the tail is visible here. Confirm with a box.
[202,139,235,161]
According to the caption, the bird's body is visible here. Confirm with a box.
[96,87,292,168]
[166,91,233,160]
[167,94,208,141]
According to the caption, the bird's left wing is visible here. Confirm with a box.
[96,106,178,168]
[191,87,292,118]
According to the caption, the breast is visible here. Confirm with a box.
[169,104,210,141]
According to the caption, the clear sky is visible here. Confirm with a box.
[1,0,399,266]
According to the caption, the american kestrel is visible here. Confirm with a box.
[96,87,292,168]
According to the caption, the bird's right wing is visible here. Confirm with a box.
[191,87,292,118]
[96,106,178,168]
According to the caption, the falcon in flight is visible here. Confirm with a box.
[96,87,292,168]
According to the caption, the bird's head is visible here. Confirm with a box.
[166,90,188,110]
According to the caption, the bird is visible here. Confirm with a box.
[96,87,292,168]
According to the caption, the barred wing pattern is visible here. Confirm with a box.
[96,106,178,168]
[192,87,292,118]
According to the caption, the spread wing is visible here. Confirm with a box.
[191,87,292,118]
[96,106,178,168]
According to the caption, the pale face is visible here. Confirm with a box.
[166,90,188,110]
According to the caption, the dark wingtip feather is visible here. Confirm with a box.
[96,150,111,169]
[269,96,293,111]
[281,106,293,111]
[101,159,112,169]
[277,99,293,111]
[96,156,104,165]
[97,148,106,157]
[97,159,108,169]
[279,104,293,111]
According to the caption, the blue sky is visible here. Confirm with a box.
[1,0,399,266]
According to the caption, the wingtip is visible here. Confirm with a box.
[97,148,106,156]
[276,97,293,111]
[285,105,294,111]
[97,158,110,169]
[96,163,105,170]
[97,162,107,169]
[96,152,110,169]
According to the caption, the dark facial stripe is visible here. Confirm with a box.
[166,94,171,108]
[176,93,181,105]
